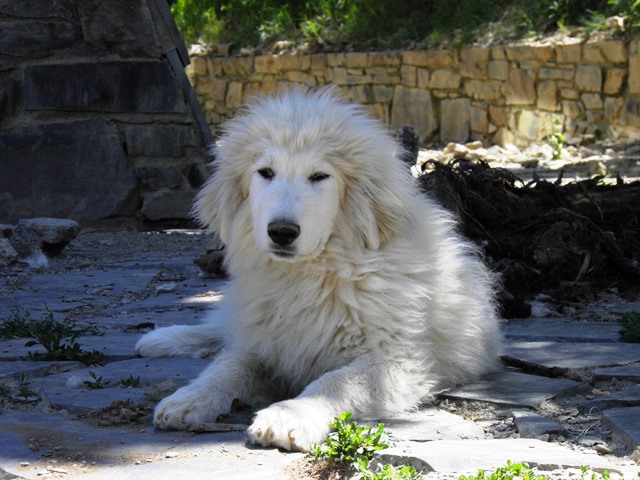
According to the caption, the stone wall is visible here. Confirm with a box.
[0,0,212,225]
[188,36,640,145]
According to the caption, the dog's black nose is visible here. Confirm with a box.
[268,221,300,247]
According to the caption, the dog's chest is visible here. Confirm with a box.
[234,274,368,385]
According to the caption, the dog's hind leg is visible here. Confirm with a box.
[135,323,222,358]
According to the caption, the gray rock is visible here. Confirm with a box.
[32,358,209,390]
[440,369,587,408]
[0,411,274,479]
[41,386,147,414]
[602,406,640,450]
[76,0,161,57]
[136,166,181,190]
[23,62,183,113]
[0,467,26,479]
[0,361,81,381]
[440,98,471,143]
[0,0,77,20]
[377,438,620,475]
[0,21,81,57]
[512,410,565,438]
[194,249,227,276]
[0,120,137,223]
[377,407,485,441]
[504,341,640,369]
[0,238,17,266]
[390,87,437,141]
[593,363,640,382]
[125,125,196,157]
[140,189,198,221]
[0,224,13,237]
[503,318,622,343]
[579,385,640,413]
[31,358,210,414]
[10,218,80,257]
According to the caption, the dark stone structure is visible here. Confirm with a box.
[0,0,212,225]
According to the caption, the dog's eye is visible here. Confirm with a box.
[309,172,330,183]
[257,168,275,180]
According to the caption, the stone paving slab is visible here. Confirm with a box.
[0,467,24,479]
[29,357,209,414]
[579,385,640,413]
[0,412,303,480]
[2,229,640,478]
[0,361,81,381]
[23,270,156,296]
[31,357,209,389]
[601,407,640,450]
[0,332,139,361]
[78,310,209,329]
[42,387,147,414]
[440,369,588,408]
[592,363,640,382]
[0,293,89,316]
[378,438,621,475]
[512,410,565,438]
[503,318,622,342]
[102,293,220,315]
[503,341,640,369]
[377,407,486,441]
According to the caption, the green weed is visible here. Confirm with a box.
[619,311,640,343]
[0,309,34,338]
[312,411,389,464]
[545,121,565,161]
[82,372,141,390]
[16,374,38,402]
[83,371,109,389]
[0,310,105,366]
[460,461,619,480]
[356,460,421,480]
[311,412,421,479]
[118,374,141,388]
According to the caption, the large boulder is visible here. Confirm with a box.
[10,218,81,257]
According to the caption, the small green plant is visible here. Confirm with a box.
[312,411,389,463]
[16,374,38,402]
[460,461,617,480]
[118,374,141,388]
[312,412,422,479]
[16,312,105,366]
[460,460,539,480]
[83,371,110,389]
[580,465,612,480]
[545,120,565,161]
[619,311,640,343]
[356,460,421,480]
[0,309,34,338]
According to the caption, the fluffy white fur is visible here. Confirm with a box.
[135,87,502,452]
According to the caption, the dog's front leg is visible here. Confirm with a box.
[154,349,259,430]
[247,359,412,452]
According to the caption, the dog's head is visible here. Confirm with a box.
[195,87,413,264]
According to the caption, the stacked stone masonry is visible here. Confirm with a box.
[189,36,640,145]
[0,0,209,225]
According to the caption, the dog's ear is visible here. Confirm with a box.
[341,171,412,251]
[193,158,244,244]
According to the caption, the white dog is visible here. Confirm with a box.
[135,87,502,452]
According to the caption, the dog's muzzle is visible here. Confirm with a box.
[268,220,300,248]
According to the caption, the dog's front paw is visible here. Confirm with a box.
[247,399,333,452]
[153,385,221,430]
[135,326,183,358]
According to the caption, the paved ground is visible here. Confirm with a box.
[1,229,639,479]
